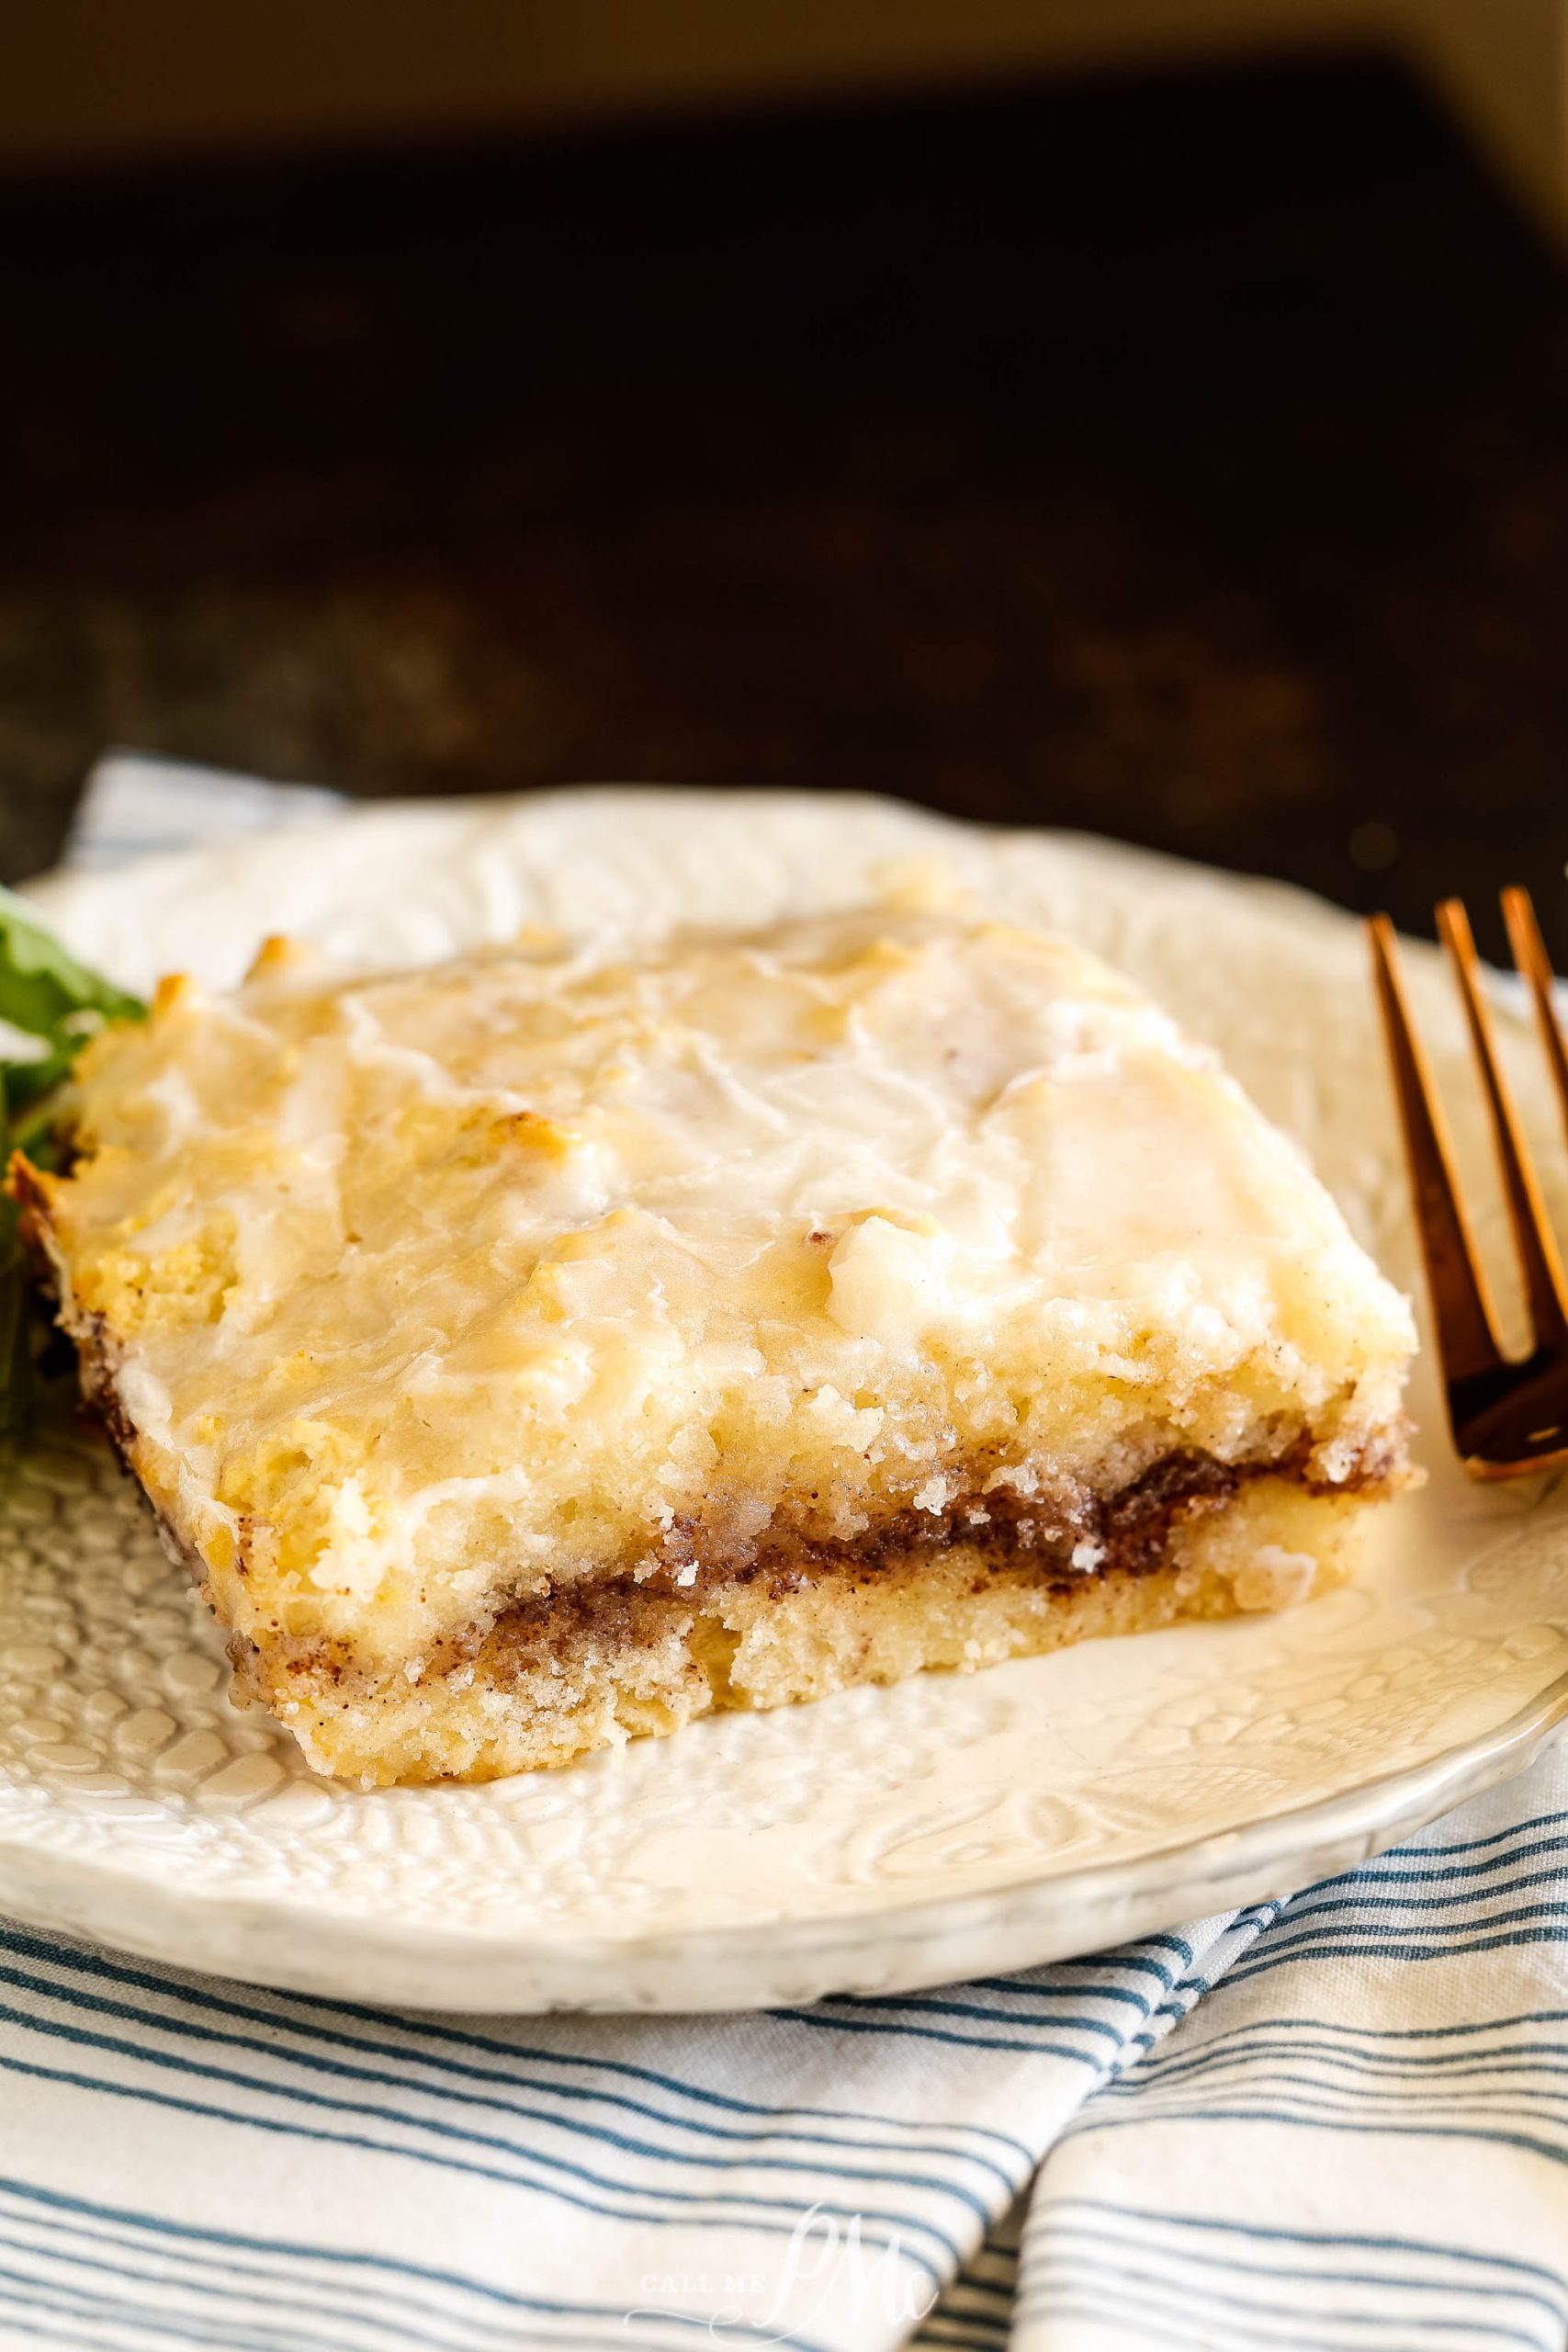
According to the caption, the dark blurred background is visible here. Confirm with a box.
[4,7,1568,959]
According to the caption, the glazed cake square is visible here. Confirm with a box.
[13,904,1415,1783]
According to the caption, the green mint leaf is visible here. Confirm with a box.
[0,889,145,1436]
[0,885,144,1111]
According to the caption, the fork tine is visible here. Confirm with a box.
[1368,914,1506,1382]
[1437,897,1568,1351]
[1501,887,1568,1152]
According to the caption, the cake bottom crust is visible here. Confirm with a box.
[241,1477,1374,1785]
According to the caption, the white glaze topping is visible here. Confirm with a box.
[37,899,1416,1668]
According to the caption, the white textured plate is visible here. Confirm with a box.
[6,786,1568,2014]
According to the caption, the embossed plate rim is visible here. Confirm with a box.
[4,1656,1568,2013]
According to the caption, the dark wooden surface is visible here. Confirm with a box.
[3,55,1566,959]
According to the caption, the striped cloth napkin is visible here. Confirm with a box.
[1,754,1564,2352]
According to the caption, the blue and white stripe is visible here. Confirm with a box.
[1014,1752,1568,2350]
[1015,2203,1568,2352]
[0,1910,1247,2347]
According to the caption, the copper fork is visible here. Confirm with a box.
[1369,889,1568,1481]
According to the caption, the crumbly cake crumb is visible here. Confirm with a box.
[12,902,1416,1782]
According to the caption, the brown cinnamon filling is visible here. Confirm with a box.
[55,1244,1400,1698]
[480,1437,1393,1664]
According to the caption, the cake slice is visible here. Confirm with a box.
[11,904,1416,1784]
